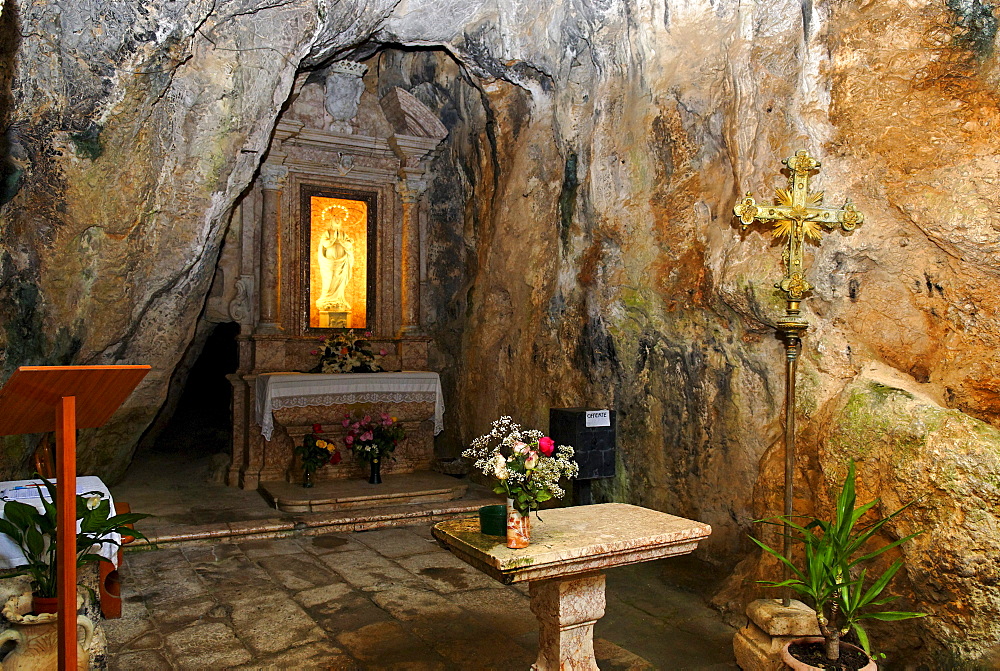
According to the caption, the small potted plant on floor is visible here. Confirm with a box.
[0,476,150,613]
[463,416,579,549]
[751,460,925,670]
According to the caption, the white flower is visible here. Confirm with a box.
[86,495,102,510]
[492,453,511,480]
[512,441,529,454]
[524,451,538,470]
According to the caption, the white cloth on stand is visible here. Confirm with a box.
[0,476,120,570]
[256,371,445,441]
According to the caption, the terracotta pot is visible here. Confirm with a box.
[506,498,530,549]
[0,593,93,671]
[30,596,58,615]
[782,636,877,671]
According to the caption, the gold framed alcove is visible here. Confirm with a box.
[299,185,377,333]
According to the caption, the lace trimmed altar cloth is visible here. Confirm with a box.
[256,372,445,441]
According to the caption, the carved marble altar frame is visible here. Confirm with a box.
[298,184,378,335]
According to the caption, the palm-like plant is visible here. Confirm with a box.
[751,460,926,662]
[0,477,149,599]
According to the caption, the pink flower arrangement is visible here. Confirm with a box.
[343,412,406,464]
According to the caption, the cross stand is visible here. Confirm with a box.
[0,365,150,671]
[734,150,863,605]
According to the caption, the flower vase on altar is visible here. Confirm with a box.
[344,413,405,485]
[295,424,342,488]
[505,498,530,548]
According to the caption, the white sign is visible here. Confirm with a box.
[585,410,611,427]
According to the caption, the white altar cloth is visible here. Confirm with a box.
[256,372,445,441]
[0,476,120,570]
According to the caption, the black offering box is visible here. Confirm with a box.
[549,408,616,505]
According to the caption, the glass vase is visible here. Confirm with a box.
[303,469,314,488]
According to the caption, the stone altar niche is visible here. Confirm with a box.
[214,58,449,489]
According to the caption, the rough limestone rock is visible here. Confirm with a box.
[717,363,1000,665]
[1,0,1000,662]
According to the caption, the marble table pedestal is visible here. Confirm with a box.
[433,503,712,670]
[530,572,605,670]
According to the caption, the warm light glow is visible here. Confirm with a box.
[309,196,367,329]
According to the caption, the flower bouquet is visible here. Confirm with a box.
[343,413,406,484]
[309,329,387,374]
[294,424,342,487]
[463,416,578,548]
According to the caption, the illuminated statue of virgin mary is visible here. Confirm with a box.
[316,204,354,312]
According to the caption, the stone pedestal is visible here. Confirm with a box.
[530,573,605,671]
[318,310,349,328]
[733,598,821,671]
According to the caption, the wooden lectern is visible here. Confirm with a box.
[0,365,150,671]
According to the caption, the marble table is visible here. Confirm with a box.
[432,502,712,670]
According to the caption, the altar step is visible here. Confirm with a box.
[121,468,499,549]
[260,470,468,513]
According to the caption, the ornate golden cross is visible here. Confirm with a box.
[734,150,863,306]
[733,150,863,605]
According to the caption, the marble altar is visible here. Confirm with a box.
[253,371,444,484]
[432,503,712,670]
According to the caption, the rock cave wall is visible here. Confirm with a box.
[1,0,999,663]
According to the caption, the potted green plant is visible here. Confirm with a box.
[0,477,150,613]
[751,460,925,669]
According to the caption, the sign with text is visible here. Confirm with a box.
[585,410,611,427]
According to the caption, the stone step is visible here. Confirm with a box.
[130,494,501,548]
[260,470,468,513]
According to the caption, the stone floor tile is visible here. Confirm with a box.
[303,589,393,635]
[164,621,253,669]
[257,553,340,591]
[191,553,272,589]
[228,590,325,656]
[146,594,220,633]
[370,585,464,621]
[336,620,449,668]
[230,639,360,670]
[317,548,425,592]
[180,541,245,563]
[352,526,442,558]
[396,549,504,593]
[102,607,158,653]
[593,637,656,671]
[138,566,208,608]
[303,531,369,555]
[407,523,437,540]
[293,580,356,609]
[238,537,308,558]
[107,649,172,671]
[409,614,536,669]
[447,586,536,637]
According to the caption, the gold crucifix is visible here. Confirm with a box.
[734,150,863,311]
[733,149,863,605]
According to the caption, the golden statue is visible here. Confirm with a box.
[316,204,355,313]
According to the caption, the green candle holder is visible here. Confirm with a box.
[478,504,506,536]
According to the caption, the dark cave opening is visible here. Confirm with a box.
[151,321,240,457]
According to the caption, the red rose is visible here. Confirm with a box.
[538,436,555,456]
[330,451,342,465]
[312,424,323,434]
